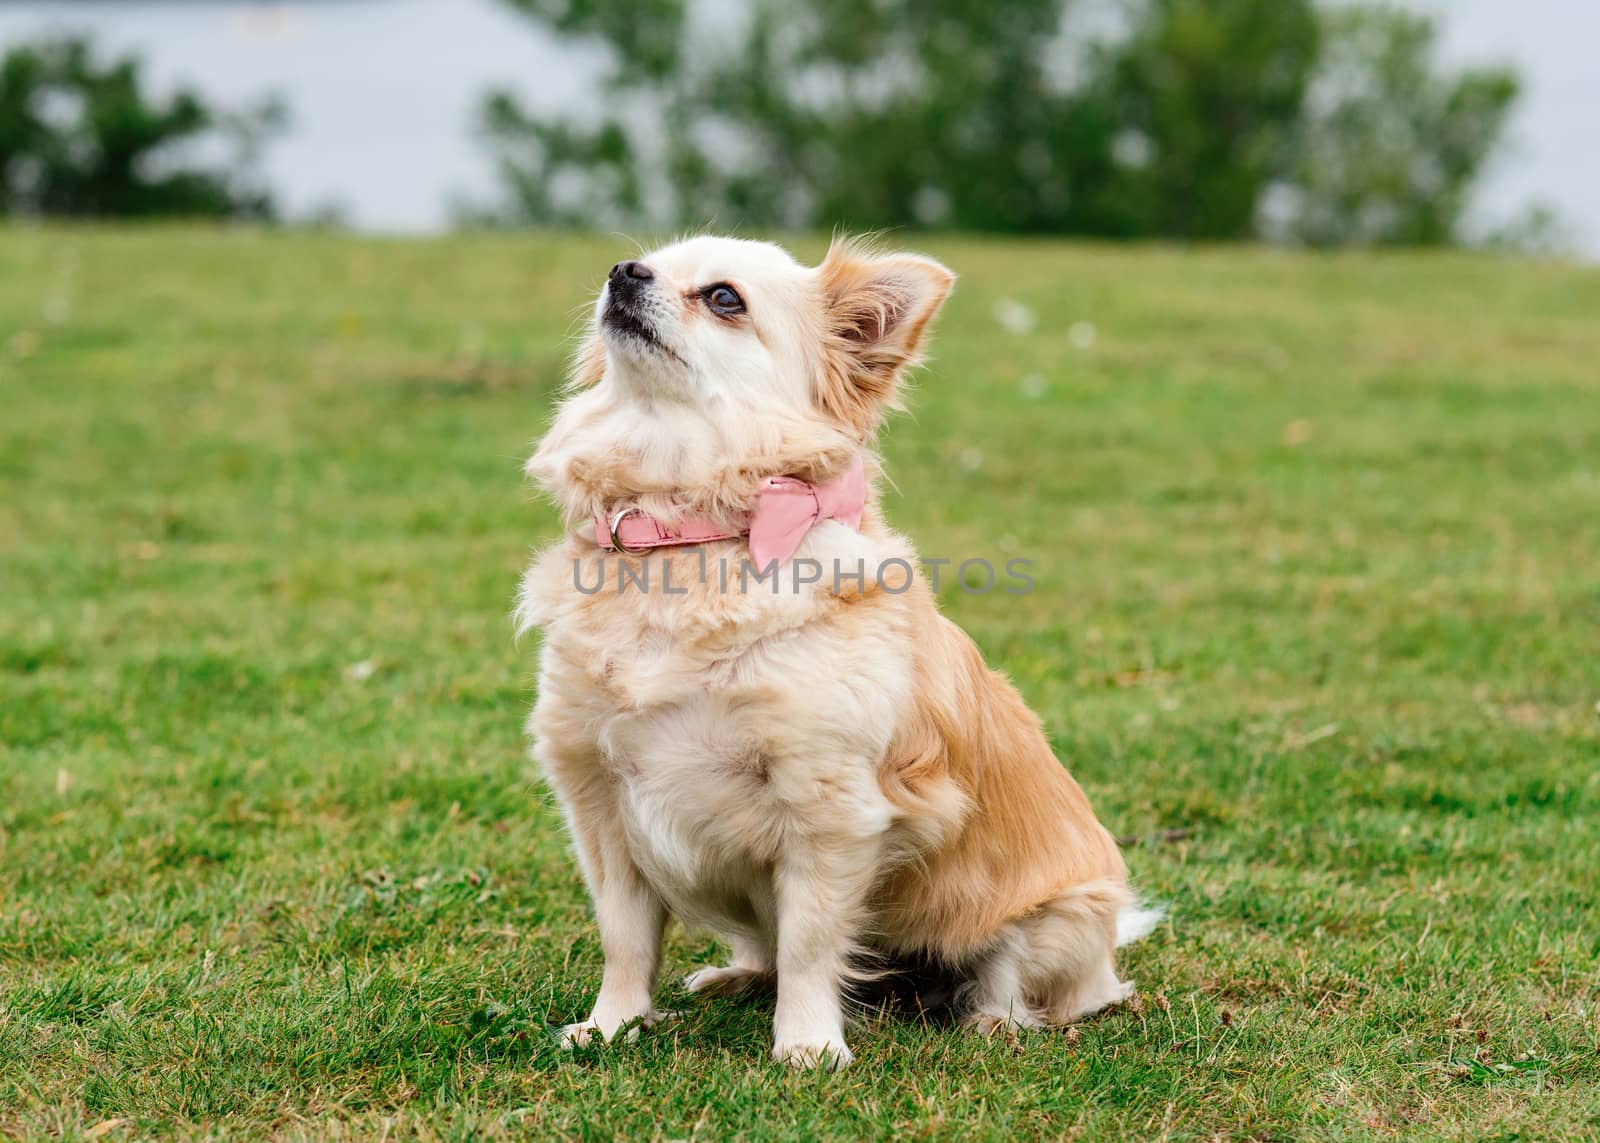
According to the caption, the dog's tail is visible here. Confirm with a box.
[1114,899,1166,948]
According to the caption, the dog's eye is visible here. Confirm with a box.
[703,284,745,315]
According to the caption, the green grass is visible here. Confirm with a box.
[3,227,1599,1141]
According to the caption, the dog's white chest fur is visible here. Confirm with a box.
[598,685,842,933]
[524,525,915,937]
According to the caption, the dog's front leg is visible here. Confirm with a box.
[562,855,668,1048]
[771,835,879,1069]
[549,762,668,1048]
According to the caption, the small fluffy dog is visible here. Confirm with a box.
[517,236,1157,1068]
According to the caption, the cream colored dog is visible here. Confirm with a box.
[517,236,1158,1069]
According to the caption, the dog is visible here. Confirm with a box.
[516,236,1158,1068]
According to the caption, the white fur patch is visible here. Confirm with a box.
[1114,902,1166,947]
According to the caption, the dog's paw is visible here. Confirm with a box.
[558,1019,603,1050]
[684,964,773,997]
[773,1038,854,1070]
[961,1013,1008,1037]
[558,1008,674,1049]
[960,1009,1043,1037]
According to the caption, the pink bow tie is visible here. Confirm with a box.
[593,455,866,568]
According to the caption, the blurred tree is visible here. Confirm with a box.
[481,0,1523,247]
[0,38,284,220]
[1274,6,1519,246]
[1101,0,1318,238]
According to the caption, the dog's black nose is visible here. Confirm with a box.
[610,260,654,288]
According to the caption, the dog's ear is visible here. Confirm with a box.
[816,240,955,434]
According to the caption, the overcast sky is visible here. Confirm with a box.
[1,0,1595,254]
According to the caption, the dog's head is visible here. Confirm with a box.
[581,235,954,438]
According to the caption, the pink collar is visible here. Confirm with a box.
[593,455,867,568]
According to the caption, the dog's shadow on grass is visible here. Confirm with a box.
[548,959,966,1070]
[542,959,969,1071]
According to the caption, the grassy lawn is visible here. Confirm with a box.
[2,228,1598,1140]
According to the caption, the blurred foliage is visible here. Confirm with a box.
[0,37,284,220]
[1271,6,1519,247]
[481,0,1522,246]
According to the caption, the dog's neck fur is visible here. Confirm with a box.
[528,375,873,535]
